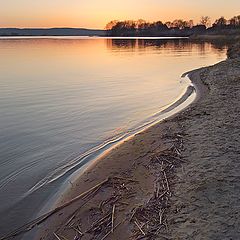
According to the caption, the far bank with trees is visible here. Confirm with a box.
[105,15,240,37]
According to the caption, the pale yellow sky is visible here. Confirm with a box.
[0,0,239,29]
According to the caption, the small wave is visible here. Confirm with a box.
[25,76,196,197]
[0,161,39,190]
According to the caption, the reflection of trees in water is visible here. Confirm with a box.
[106,38,230,54]
[106,39,137,50]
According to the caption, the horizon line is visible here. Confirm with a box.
[0,26,106,30]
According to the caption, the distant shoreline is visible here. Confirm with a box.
[1,27,239,39]
[0,36,189,39]
[0,28,107,37]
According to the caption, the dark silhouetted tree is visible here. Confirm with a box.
[200,16,211,28]
[165,21,172,28]
[229,15,240,27]
[106,15,240,36]
[171,19,185,29]
[188,20,194,28]
[170,19,193,29]
[136,19,147,29]
[105,20,119,30]
[214,16,227,27]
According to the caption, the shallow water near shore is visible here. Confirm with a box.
[0,37,227,237]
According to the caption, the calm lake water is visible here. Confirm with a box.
[0,37,227,236]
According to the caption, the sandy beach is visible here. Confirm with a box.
[2,44,239,240]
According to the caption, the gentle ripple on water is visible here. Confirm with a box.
[0,37,227,236]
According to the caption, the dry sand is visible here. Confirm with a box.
[168,58,240,239]
[2,52,240,240]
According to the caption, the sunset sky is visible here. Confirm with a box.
[1,0,239,29]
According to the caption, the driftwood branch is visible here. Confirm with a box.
[134,220,145,236]
[53,232,62,240]
[100,220,123,240]
[111,204,116,233]
[0,178,110,240]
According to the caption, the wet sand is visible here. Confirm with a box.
[2,49,240,240]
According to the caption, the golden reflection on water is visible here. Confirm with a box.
[0,38,228,80]
[106,38,228,56]
[0,37,227,107]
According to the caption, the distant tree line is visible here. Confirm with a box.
[105,15,240,37]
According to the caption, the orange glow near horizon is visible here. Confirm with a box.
[0,1,239,29]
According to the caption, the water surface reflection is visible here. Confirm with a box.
[0,37,227,237]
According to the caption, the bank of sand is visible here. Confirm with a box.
[3,50,239,240]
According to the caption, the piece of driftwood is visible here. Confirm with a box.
[72,226,83,236]
[53,232,62,240]
[2,123,185,240]
[134,220,146,236]
[111,204,116,233]
[159,209,165,225]
[86,212,111,233]
[111,176,139,183]
[163,171,170,193]
[58,234,70,240]
[0,178,109,240]
[100,220,123,240]
[129,207,137,222]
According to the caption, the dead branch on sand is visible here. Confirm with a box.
[0,178,110,240]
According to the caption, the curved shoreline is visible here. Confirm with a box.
[24,70,206,240]
[0,64,214,240]
[0,69,205,240]
[27,79,196,203]
[39,78,197,211]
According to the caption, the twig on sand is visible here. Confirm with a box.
[65,214,76,227]
[163,171,170,194]
[159,209,165,225]
[53,232,62,240]
[72,226,83,236]
[111,204,116,233]
[159,190,168,199]
[100,220,124,240]
[0,178,110,240]
[112,176,139,183]
[58,234,70,240]
[86,213,111,233]
[134,220,146,236]
[129,208,137,222]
